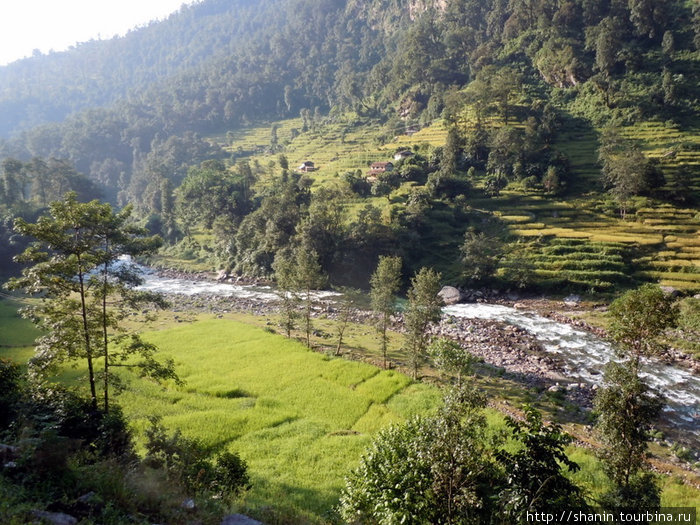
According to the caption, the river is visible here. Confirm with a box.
[132,262,699,446]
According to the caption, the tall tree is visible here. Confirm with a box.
[273,246,325,347]
[7,193,176,412]
[607,283,678,366]
[594,285,678,513]
[404,267,443,379]
[370,255,402,369]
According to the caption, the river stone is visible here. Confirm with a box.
[216,269,229,281]
[563,294,581,305]
[221,514,263,525]
[31,510,78,525]
[438,286,462,305]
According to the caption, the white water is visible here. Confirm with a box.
[444,303,700,437]
[126,259,698,439]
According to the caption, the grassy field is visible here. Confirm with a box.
[87,318,442,522]
[0,298,39,362]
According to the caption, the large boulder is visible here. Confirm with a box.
[438,286,462,305]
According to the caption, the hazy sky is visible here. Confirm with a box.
[0,1,193,66]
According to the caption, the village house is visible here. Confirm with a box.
[368,161,394,176]
[297,161,316,172]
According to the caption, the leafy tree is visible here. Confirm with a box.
[594,361,663,511]
[272,250,300,339]
[176,161,252,230]
[294,247,326,348]
[404,267,443,379]
[497,405,586,521]
[428,337,474,384]
[370,255,402,368]
[598,129,664,218]
[662,68,676,106]
[460,229,503,284]
[340,384,497,524]
[273,246,325,347]
[440,126,462,175]
[607,284,678,364]
[7,193,176,412]
[333,287,362,356]
[594,284,678,514]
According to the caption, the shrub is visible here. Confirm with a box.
[213,451,251,498]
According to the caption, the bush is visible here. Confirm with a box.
[144,417,250,498]
[213,451,251,498]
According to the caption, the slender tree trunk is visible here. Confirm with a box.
[102,258,110,414]
[77,260,98,410]
[305,288,312,348]
[381,313,388,369]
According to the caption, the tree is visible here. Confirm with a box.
[273,250,300,339]
[334,287,362,356]
[340,384,497,524]
[404,267,443,379]
[273,246,325,347]
[370,255,402,368]
[607,284,678,365]
[460,229,503,284]
[497,405,586,521]
[294,247,326,348]
[594,284,678,513]
[428,337,474,384]
[440,126,462,175]
[598,129,663,218]
[594,361,663,512]
[7,193,176,412]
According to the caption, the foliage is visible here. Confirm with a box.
[333,287,363,356]
[340,384,497,525]
[428,337,474,384]
[497,406,587,521]
[6,193,176,412]
[594,360,663,508]
[598,129,665,218]
[607,284,679,360]
[404,267,443,379]
[370,255,402,368]
[273,245,325,347]
[144,417,250,497]
[460,229,504,285]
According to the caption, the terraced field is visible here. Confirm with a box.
[621,120,700,193]
[214,113,700,291]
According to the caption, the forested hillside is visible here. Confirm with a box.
[1,0,699,289]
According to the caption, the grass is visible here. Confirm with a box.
[104,319,443,522]
[0,298,40,348]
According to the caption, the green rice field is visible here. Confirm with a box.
[107,319,442,521]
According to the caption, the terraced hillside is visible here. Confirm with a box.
[216,112,700,292]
